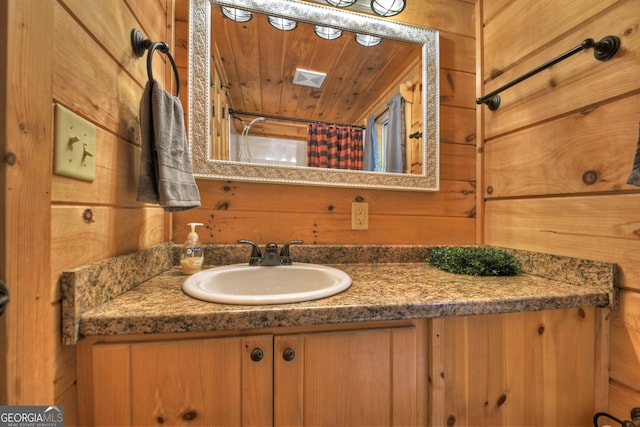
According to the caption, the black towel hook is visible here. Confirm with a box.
[130,28,181,98]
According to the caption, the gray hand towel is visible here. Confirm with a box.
[137,80,201,211]
[627,121,640,186]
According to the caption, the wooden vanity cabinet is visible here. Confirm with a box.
[78,308,606,426]
[83,335,273,426]
[274,326,425,426]
[77,320,428,427]
[429,307,609,427]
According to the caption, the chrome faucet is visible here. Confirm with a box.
[238,240,303,266]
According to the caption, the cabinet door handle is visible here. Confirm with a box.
[282,347,295,361]
[250,347,264,362]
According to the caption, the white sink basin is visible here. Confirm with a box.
[182,263,352,305]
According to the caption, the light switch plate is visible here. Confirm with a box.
[53,104,96,182]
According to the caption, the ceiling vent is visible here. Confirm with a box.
[293,68,327,88]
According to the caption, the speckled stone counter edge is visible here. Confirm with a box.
[60,243,618,345]
[60,243,173,345]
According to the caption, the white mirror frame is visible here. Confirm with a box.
[189,0,440,191]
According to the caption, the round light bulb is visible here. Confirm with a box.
[355,33,382,47]
[268,16,298,31]
[315,25,343,40]
[371,0,406,17]
[221,7,252,23]
[326,0,358,7]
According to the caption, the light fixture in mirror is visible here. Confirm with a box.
[221,6,252,22]
[326,0,357,7]
[268,16,298,31]
[323,0,404,17]
[355,33,382,47]
[314,25,343,40]
[371,0,406,17]
[189,0,440,191]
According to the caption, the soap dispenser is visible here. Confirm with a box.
[180,222,204,274]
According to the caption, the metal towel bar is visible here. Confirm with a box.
[477,35,620,111]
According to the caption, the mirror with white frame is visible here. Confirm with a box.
[189,0,440,191]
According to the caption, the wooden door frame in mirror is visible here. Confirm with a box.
[189,0,440,191]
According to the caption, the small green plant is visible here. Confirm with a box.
[427,246,521,276]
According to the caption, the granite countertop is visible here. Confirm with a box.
[61,244,617,344]
[76,263,611,339]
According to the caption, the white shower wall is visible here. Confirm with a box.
[230,133,308,167]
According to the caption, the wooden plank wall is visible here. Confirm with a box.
[2,0,174,421]
[479,0,640,419]
[1,0,54,407]
[173,0,477,245]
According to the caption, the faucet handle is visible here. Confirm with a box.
[280,240,304,265]
[237,240,262,265]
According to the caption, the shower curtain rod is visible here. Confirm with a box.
[229,109,366,130]
[476,35,620,111]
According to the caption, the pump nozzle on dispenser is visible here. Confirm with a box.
[180,222,204,274]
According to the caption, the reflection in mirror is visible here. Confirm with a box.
[213,11,422,174]
[190,0,440,191]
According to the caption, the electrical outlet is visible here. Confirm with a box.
[53,104,96,182]
[351,202,369,230]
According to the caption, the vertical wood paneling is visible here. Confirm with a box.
[391,328,418,427]
[610,290,640,390]
[130,339,244,426]
[274,327,421,426]
[1,0,54,405]
[240,336,274,426]
[480,0,640,419]
[0,0,6,401]
[274,335,305,426]
[430,308,600,427]
[92,345,131,426]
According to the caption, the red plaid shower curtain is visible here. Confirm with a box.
[307,123,364,170]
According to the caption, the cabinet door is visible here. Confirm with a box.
[430,308,604,427]
[91,335,273,426]
[274,326,420,427]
